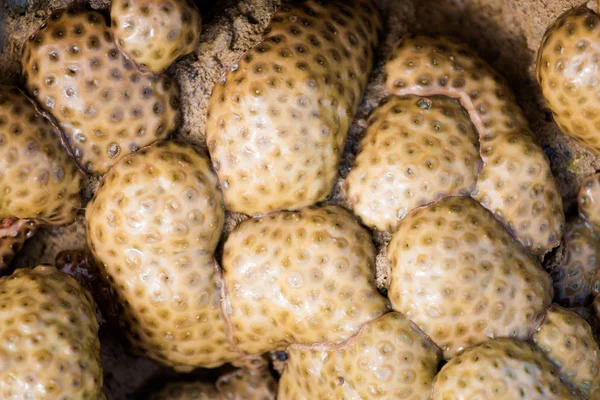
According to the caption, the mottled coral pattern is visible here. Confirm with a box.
[0,266,102,399]
[0,86,81,224]
[533,305,600,397]
[433,339,577,399]
[23,7,181,175]
[386,35,564,256]
[346,95,481,232]
[111,0,201,72]
[87,141,238,370]
[279,313,441,400]
[388,197,552,359]
[221,205,388,355]
[551,217,600,307]
[207,0,381,215]
[538,7,600,155]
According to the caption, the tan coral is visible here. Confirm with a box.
[111,0,202,73]
[0,218,37,273]
[432,339,577,400]
[206,0,381,215]
[578,172,600,231]
[22,6,181,175]
[217,367,277,400]
[221,205,388,355]
[86,140,238,371]
[278,312,441,400]
[551,217,600,307]
[533,305,600,397]
[345,95,481,232]
[385,35,564,256]
[537,6,600,155]
[150,368,276,400]
[0,86,82,273]
[387,196,553,359]
[0,265,103,399]
[0,86,82,224]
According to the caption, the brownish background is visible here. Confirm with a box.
[0,0,596,398]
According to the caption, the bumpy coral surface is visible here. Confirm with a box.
[111,0,202,72]
[538,6,600,155]
[0,86,82,224]
[386,35,564,256]
[432,339,577,400]
[345,95,481,232]
[551,217,600,307]
[279,312,441,400]
[388,196,553,359]
[221,205,388,355]
[22,7,181,175]
[217,368,277,400]
[87,140,238,371]
[533,305,600,397]
[207,0,381,215]
[0,266,102,399]
[151,368,277,400]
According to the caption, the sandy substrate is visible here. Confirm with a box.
[1,0,599,398]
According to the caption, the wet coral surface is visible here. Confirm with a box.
[1,0,600,398]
